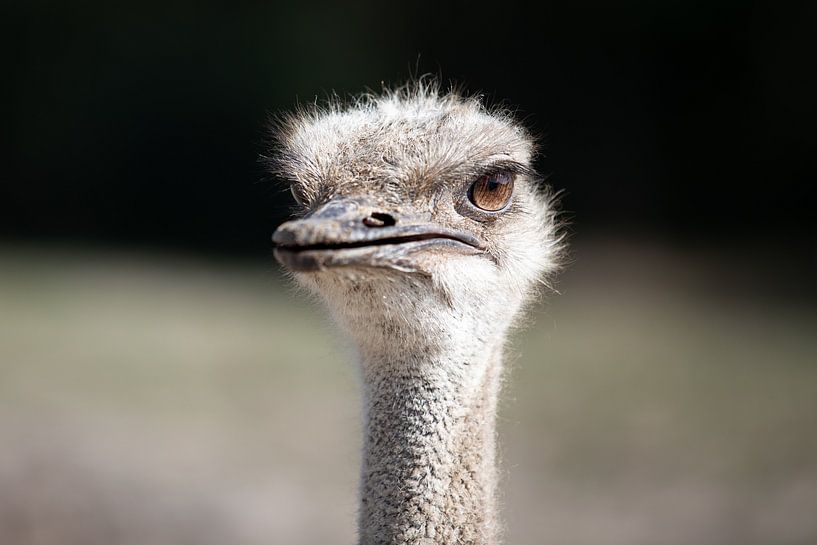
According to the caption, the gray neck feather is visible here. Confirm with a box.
[357,343,503,545]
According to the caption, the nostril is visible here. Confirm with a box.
[362,212,396,228]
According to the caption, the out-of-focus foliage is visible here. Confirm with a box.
[1,242,815,545]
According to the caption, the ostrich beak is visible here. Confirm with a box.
[273,197,484,272]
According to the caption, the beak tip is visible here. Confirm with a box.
[271,223,296,246]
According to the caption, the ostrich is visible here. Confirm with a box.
[268,83,560,545]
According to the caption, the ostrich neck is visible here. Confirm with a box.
[357,339,504,545]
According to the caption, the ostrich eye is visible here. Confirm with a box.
[468,172,515,211]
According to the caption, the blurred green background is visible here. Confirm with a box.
[2,1,816,544]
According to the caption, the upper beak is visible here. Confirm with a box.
[272,197,484,272]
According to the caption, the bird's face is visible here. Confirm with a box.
[269,90,559,350]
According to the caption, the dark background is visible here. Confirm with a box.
[5,1,815,263]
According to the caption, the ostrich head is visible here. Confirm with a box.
[269,85,560,357]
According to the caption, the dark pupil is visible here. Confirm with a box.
[486,178,500,191]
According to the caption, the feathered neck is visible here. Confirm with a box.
[356,324,507,545]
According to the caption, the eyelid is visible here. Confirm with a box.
[492,161,531,176]
[470,160,532,180]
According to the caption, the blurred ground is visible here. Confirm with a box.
[0,239,815,545]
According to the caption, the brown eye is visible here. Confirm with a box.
[468,171,515,211]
